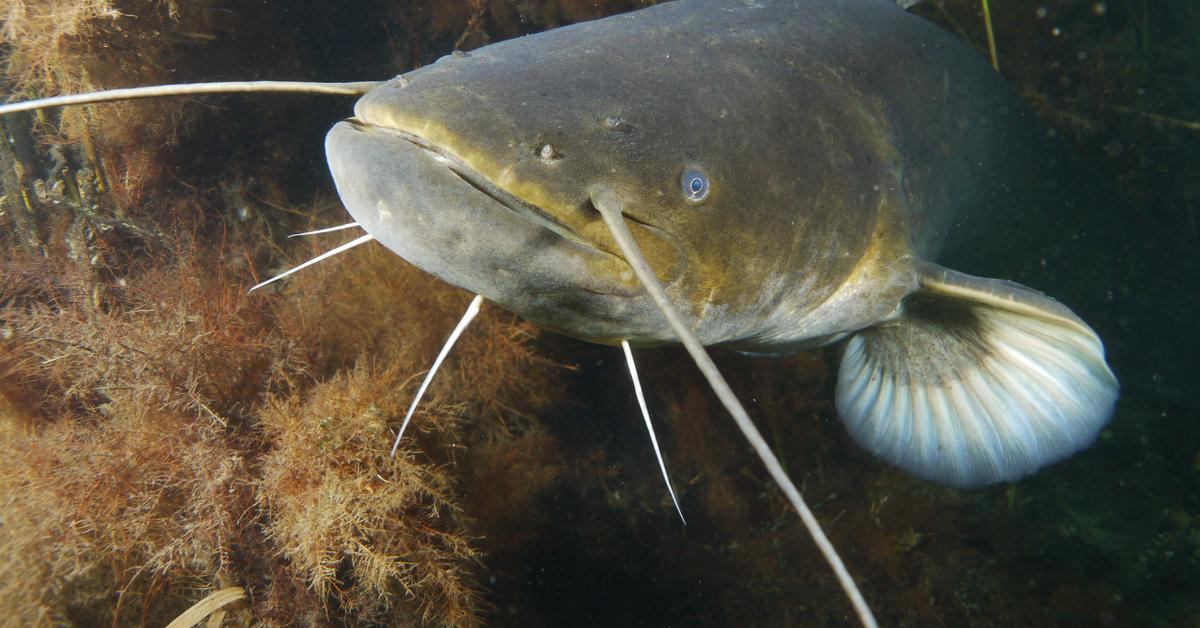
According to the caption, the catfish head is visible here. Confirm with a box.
[326,0,916,348]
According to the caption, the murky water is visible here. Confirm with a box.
[0,1,1196,625]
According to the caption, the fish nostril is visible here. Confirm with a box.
[602,116,634,133]
[538,143,563,163]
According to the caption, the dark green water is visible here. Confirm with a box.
[2,0,1197,625]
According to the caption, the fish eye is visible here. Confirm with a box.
[680,170,710,203]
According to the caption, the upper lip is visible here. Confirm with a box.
[347,119,687,286]
[352,121,593,248]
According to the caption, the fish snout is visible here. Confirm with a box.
[324,121,664,339]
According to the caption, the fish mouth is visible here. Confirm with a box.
[367,123,600,251]
[338,120,686,289]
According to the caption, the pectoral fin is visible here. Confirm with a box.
[835,262,1118,488]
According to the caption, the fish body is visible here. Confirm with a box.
[332,0,986,347]
[326,0,1119,487]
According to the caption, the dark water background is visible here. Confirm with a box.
[1,0,1197,625]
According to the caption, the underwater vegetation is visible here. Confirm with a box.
[0,0,1198,626]
[0,203,567,625]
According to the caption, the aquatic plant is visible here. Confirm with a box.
[0,210,570,624]
[256,364,481,625]
[1,0,227,205]
[0,229,287,624]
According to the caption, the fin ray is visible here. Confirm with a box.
[836,265,1118,488]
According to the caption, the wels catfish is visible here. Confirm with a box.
[325,0,1117,490]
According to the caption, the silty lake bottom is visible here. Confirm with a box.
[0,0,1196,625]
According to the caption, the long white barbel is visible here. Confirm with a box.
[621,340,687,525]
[593,189,877,628]
[390,294,485,457]
[248,233,374,293]
[0,81,382,116]
[288,222,361,238]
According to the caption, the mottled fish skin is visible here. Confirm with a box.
[326,0,1123,488]
[328,0,1026,349]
